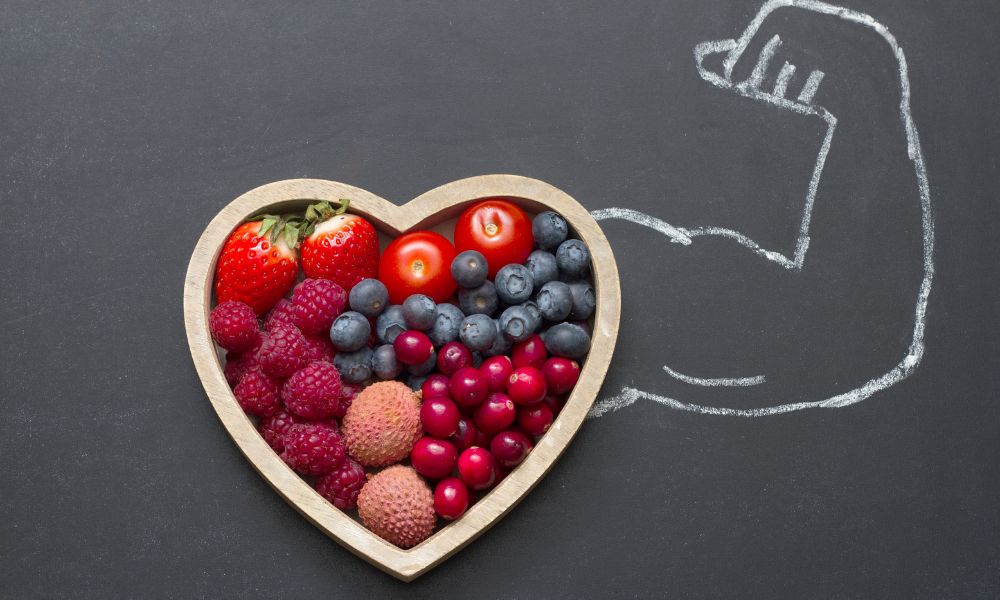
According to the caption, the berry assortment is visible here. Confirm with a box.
[210,198,594,549]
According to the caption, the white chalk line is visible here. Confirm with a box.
[663,364,766,387]
[773,62,797,97]
[588,0,935,418]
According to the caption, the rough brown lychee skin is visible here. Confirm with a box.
[341,381,422,467]
[357,466,435,548]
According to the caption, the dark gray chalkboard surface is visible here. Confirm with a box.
[3,1,999,597]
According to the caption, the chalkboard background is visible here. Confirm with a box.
[3,1,999,598]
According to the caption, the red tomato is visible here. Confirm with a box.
[454,199,534,278]
[380,231,458,304]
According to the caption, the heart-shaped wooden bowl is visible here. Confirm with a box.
[183,175,620,581]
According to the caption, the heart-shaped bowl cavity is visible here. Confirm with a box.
[183,175,621,581]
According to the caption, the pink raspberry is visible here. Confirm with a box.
[258,409,298,452]
[224,335,264,386]
[264,298,297,333]
[302,332,336,363]
[233,366,282,417]
[282,362,343,420]
[257,323,310,378]
[291,278,347,335]
[335,382,362,418]
[282,422,346,475]
[209,301,260,352]
[316,458,367,510]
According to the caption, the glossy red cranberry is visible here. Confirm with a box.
[421,397,461,437]
[437,341,473,375]
[479,355,514,393]
[473,426,492,449]
[393,330,434,365]
[421,373,451,399]
[451,416,478,451]
[449,366,489,408]
[511,334,547,369]
[543,393,566,415]
[507,366,547,406]
[541,357,580,394]
[490,429,533,467]
[517,403,554,437]
[434,477,469,520]
[473,393,517,434]
[411,437,458,479]
[457,446,496,491]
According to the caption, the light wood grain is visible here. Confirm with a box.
[183,175,621,581]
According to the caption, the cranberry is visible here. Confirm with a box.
[451,416,478,451]
[449,366,489,408]
[511,334,547,369]
[457,447,496,490]
[434,477,469,520]
[473,426,492,449]
[543,393,566,415]
[421,397,461,437]
[542,357,580,394]
[518,403,554,437]
[479,355,514,392]
[490,430,533,467]
[421,373,451,399]
[410,437,458,479]
[393,330,434,365]
[473,393,517,434]
[437,341,473,375]
[507,366,547,406]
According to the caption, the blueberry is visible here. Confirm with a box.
[556,239,590,279]
[458,281,499,316]
[567,281,596,320]
[407,349,437,376]
[524,250,558,287]
[541,322,591,359]
[483,329,513,357]
[429,303,465,346]
[349,278,389,318]
[494,264,533,305]
[451,250,489,289]
[521,300,543,332]
[532,211,568,250]
[459,314,498,352]
[333,346,373,383]
[536,281,573,321]
[499,305,535,342]
[402,294,437,330]
[372,344,402,380]
[329,311,371,351]
[375,305,407,344]
[406,374,428,391]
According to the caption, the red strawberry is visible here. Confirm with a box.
[300,200,379,293]
[215,217,300,315]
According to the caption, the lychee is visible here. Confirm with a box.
[357,465,435,548]
[341,381,421,467]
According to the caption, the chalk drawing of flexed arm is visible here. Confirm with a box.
[591,0,934,417]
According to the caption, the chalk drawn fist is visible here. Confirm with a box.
[591,0,934,417]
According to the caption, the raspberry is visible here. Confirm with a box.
[258,409,298,452]
[264,298,297,332]
[223,333,264,387]
[281,362,343,420]
[257,323,310,378]
[209,301,260,352]
[336,382,362,418]
[301,332,336,363]
[282,422,346,475]
[233,366,282,417]
[315,457,367,510]
[291,278,348,335]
